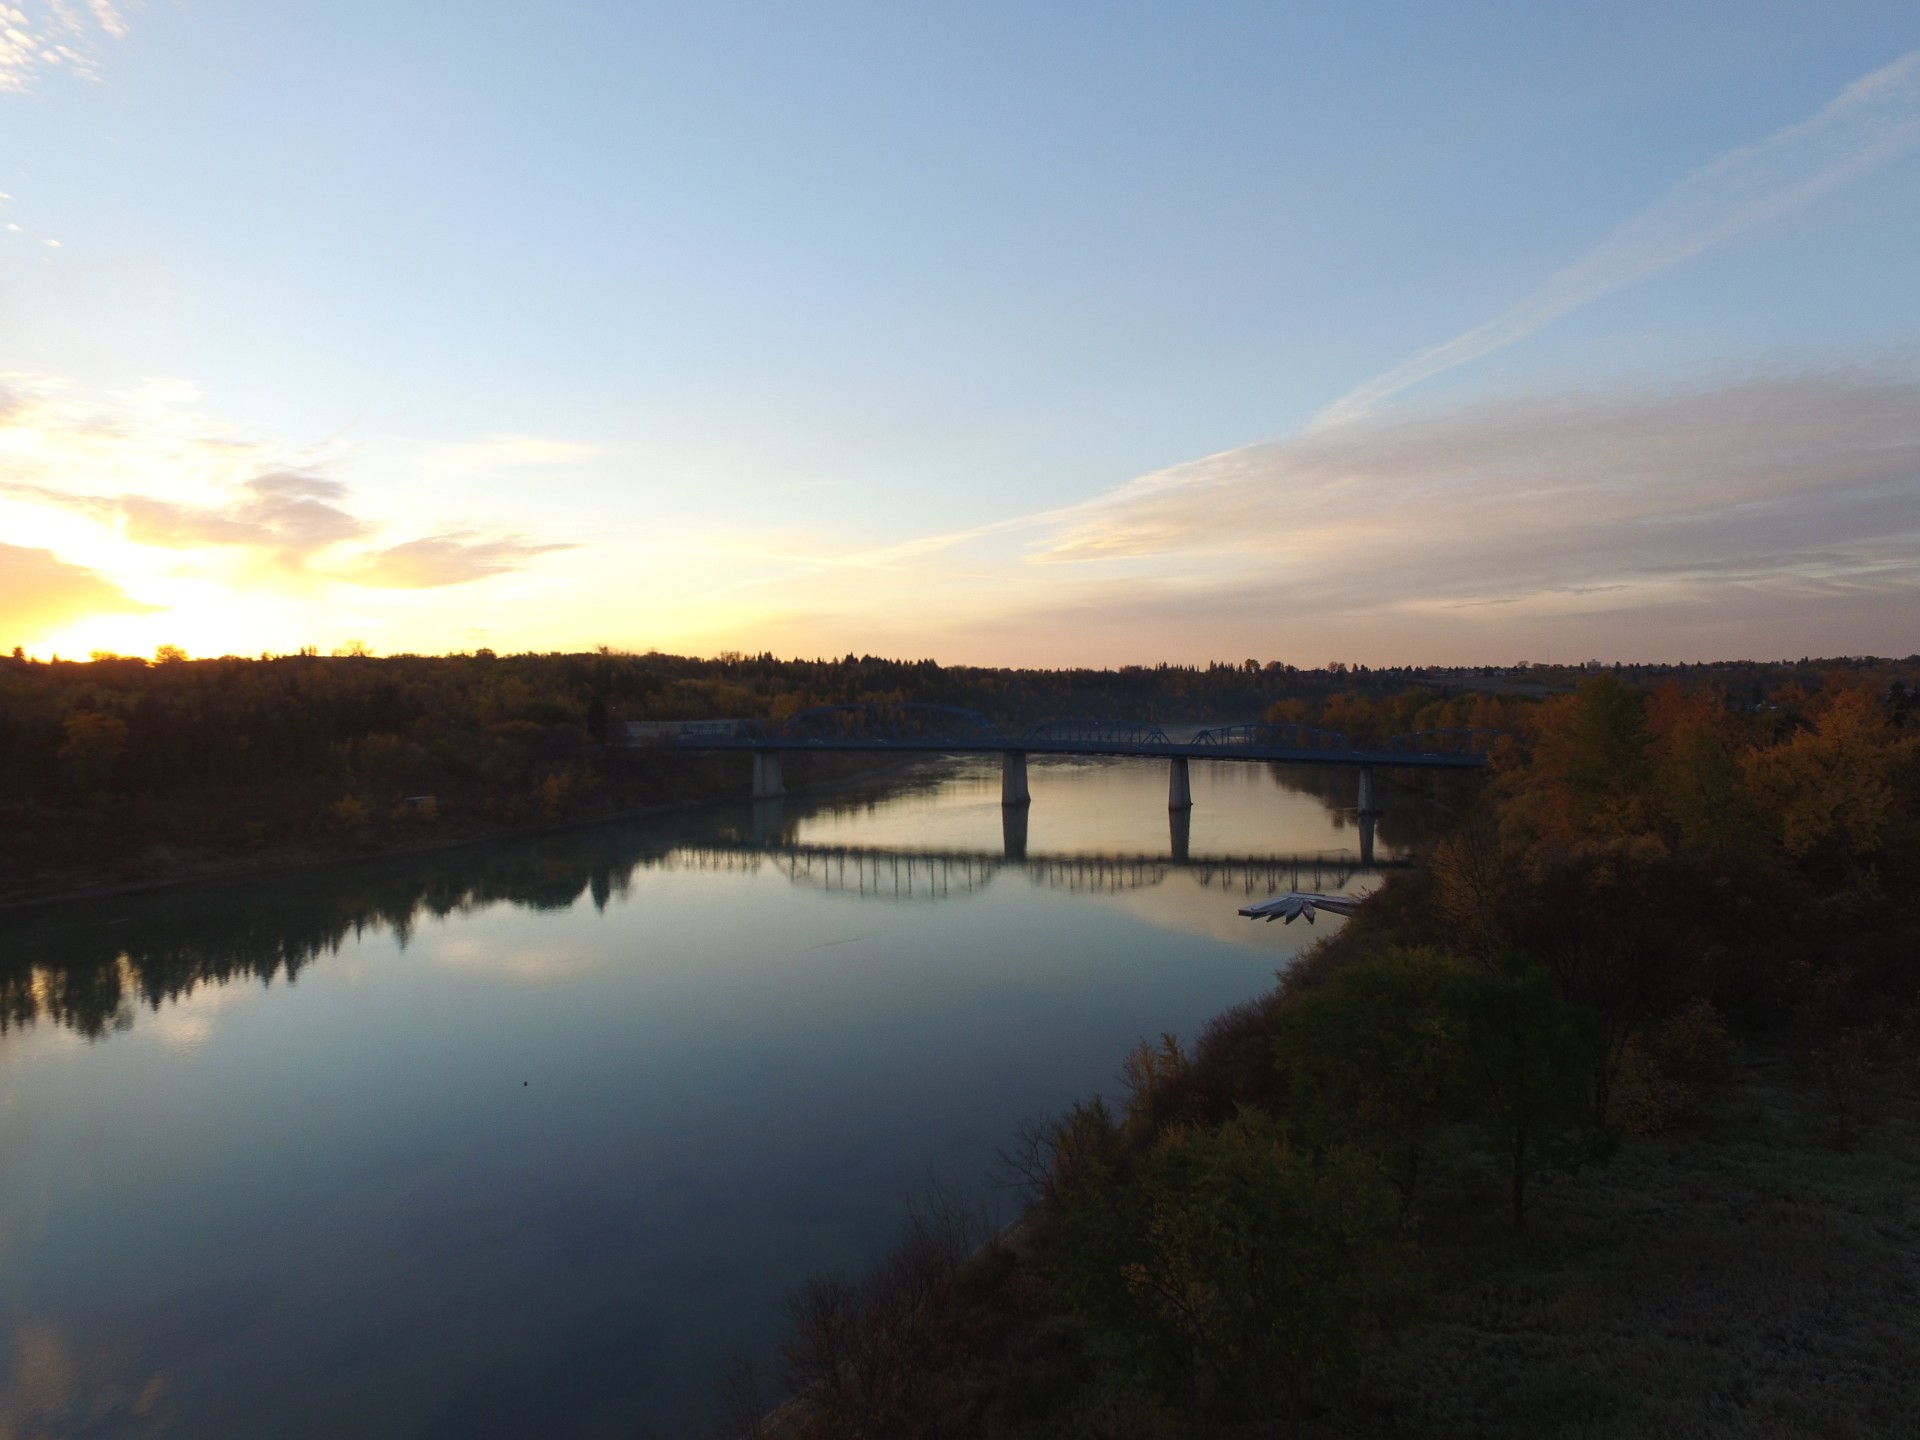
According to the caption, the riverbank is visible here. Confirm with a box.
[0,747,926,909]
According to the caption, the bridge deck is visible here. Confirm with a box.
[670,736,1483,768]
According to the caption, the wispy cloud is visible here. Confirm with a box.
[1044,369,1920,584]
[111,473,372,561]
[0,0,128,93]
[348,533,576,589]
[1317,49,1920,426]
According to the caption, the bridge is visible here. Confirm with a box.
[649,840,1406,905]
[631,704,1495,832]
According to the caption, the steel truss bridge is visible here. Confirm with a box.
[650,842,1407,904]
[640,704,1495,836]
[637,706,1489,806]
[660,703,1495,768]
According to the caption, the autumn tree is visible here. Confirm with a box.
[1650,688,1756,852]
[1743,681,1911,878]
[1554,672,1656,838]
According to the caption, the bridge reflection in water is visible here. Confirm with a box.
[657,837,1403,904]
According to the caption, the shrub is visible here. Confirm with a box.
[779,1185,992,1439]
[327,795,371,829]
[1610,997,1735,1136]
[1120,1033,1195,1139]
[1000,1096,1125,1213]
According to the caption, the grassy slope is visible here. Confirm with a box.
[1333,1050,1919,1440]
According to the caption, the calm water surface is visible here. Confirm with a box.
[0,757,1435,1438]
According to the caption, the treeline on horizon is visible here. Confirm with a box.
[6,641,1917,799]
[731,665,1920,1439]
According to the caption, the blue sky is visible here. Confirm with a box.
[2,2,1917,663]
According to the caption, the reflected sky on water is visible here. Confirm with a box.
[0,757,1441,1438]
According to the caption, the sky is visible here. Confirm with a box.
[1,1,1917,667]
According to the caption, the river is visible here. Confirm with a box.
[0,755,1439,1438]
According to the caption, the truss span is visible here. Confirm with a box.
[1189,722,1353,751]
[1017,718,1171,747]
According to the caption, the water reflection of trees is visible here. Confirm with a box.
[3,763,1442,1042]
[1,821,698,1040]
[1265,763,1461,851]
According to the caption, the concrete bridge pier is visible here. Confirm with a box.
[752,750,786,799]
[1168,756,1192,810]
[1355,765,1379,866]
[1169,805,1191,864]
[1002,751,1030,806]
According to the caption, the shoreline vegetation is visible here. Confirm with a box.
[694,659,1920,1440]
[0,748,930,912]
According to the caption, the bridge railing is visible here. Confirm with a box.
[1386,727,1502,756]
[776,702,1008,746]
[1017,719,1171,746]
[1189,722,1354,751]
